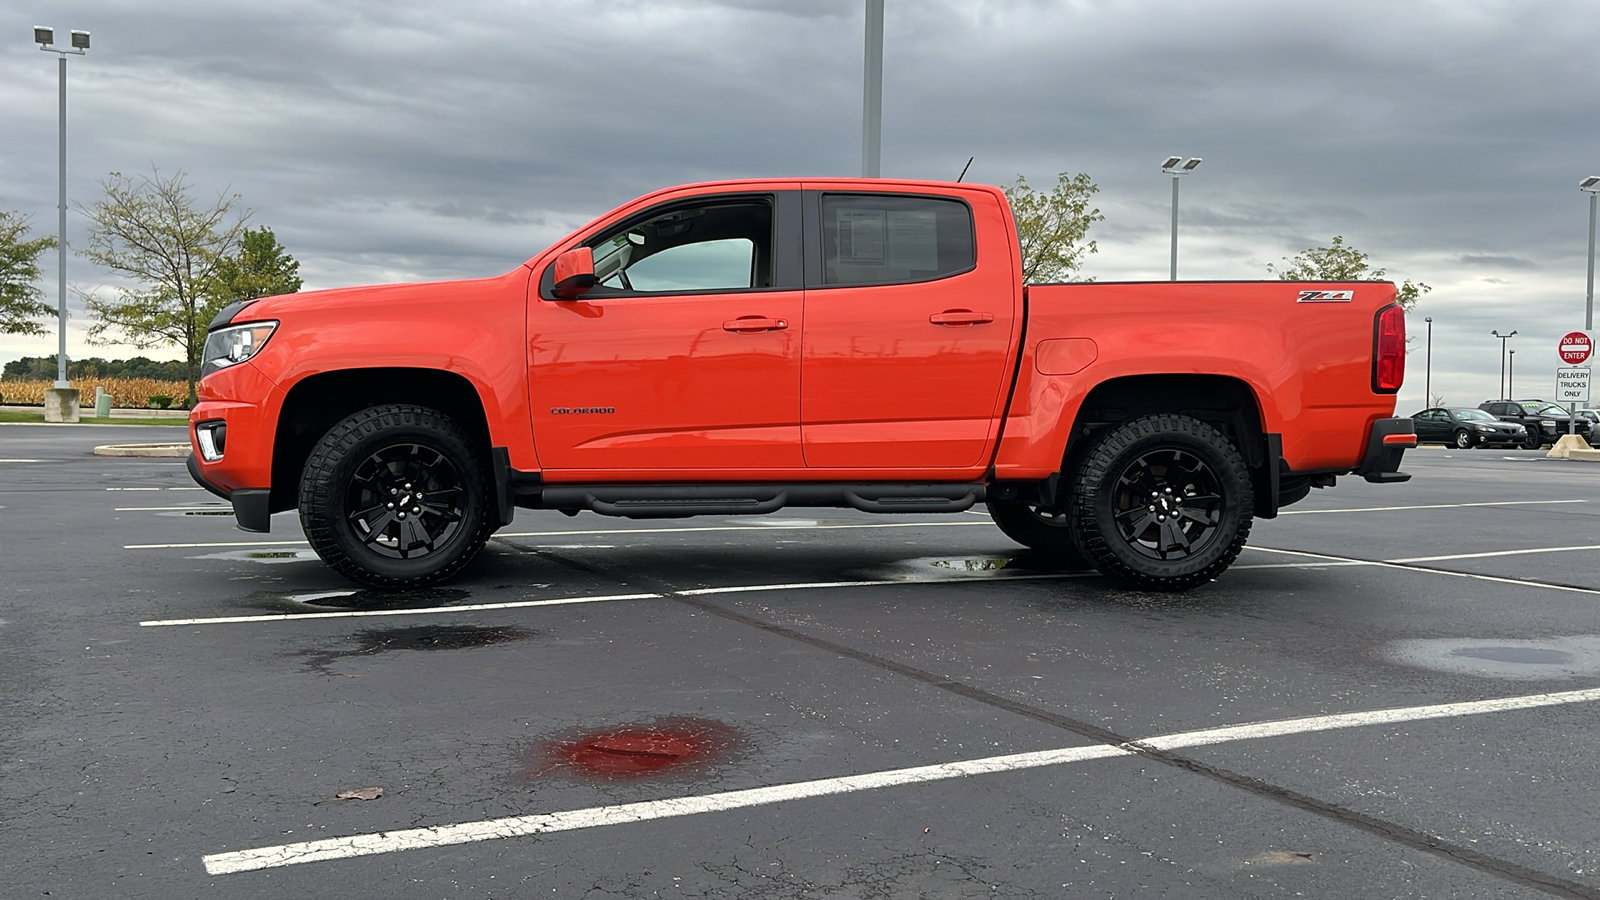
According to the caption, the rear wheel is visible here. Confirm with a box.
[985,498,1091,569]
[299,404,493,587]
[1070,414,1253,592]
[1453,429,1474,450]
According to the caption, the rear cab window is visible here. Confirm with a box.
[818,193,975,287]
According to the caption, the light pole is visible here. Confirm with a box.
[861,0,883,178]
[1425,316,1433,406]
[1508,349,1516,400]
[1583,176,1599,331]
[1492,329,1517,399]
[1161,156,1202,280]
[34,25,89,403]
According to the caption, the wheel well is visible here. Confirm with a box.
[269,368,492,513]
[1060,374,1275,517]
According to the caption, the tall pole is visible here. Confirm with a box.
[1508,349,1515,399]
[1169,175,1180,281]
[55,53,67,388]
[1425,316,1433,405]
[1587,190,1596,332]
[860,0,883,178]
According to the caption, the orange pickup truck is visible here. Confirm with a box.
[188,178,1414,591]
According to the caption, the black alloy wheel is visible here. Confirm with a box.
[300,405,493,587]
[1453,429,1474,450]
[1526,430,1543,450]
[1071,414,1253,592]
[985,498,1092,569]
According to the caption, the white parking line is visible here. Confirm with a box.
[1279,499,1585,515]
[202,684,1600,875]
[679,572,1094,596]
[125,520,994,550]
[0,458,42,463]
[1388,544,1600,563]
[1251,547,1600,595]
[114,505,228,512]
[137,593,661,627]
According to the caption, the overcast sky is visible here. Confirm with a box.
[3,0,1598,411]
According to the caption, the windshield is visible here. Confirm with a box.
[1453,409,1496,422]
[1520,402,1567,416]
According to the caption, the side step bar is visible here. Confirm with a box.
[533,482,986,519]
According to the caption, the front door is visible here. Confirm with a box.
[799,189,1020,469]
[529,192,805,472]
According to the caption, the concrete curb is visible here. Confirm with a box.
[1547,434,1598,461]
[93,443,193,458]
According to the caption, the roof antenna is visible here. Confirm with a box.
[956,157,973,183]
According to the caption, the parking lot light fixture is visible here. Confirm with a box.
[1508,349,1515,399]
[35,25,89,391]
[1161,157,1202,281]
[1492,329,1517,399]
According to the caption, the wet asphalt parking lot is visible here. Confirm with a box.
[4,423,1600,898]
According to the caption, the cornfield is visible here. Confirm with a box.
[0,378,191,409]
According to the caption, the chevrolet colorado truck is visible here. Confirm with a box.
[188,178,1415,591]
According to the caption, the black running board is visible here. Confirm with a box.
[532,482,986,519]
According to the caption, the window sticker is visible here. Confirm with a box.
[839,209,886,264]
[887,210,937,270]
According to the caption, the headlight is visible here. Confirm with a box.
[1542,420,1557,428]
[201,321,277,378]
[1476,426,1495,432]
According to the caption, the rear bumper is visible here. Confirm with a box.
[1356,417,1415,483]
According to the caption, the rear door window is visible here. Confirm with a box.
[819,194,975,287]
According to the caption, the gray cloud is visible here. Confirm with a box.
[1458,254,1539,271]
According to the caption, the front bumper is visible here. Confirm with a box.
[1356,417,1415,483]
[186,361,281,533]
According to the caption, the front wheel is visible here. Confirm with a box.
[1525,431,1542,450]
[299,404,493,587]
[1453,429,1474,450]
[1070,415,1253,592]
[985,498,1091,569]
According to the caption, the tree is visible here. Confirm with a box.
[210,226,302,303]
[0,211,58,336]
[1268,235,1430,310]
[1003,171,1105,284]
[78,169,249,405]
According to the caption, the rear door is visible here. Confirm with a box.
[528,190,806,472]
[798,187,1021,469]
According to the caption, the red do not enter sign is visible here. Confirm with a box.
[1560,332,1593,365]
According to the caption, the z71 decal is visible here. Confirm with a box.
[1296,290,1355,303]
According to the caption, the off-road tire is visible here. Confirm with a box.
[1453,429,1474,450]
[1070,414,1253,592]
[299,404,493,587]
[985,498,1092,570]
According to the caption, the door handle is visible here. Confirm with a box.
[929,309,994,326]
[722,316,788,332]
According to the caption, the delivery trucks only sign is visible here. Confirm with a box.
[1558,368,1591,403]
[1559,332,1593,365]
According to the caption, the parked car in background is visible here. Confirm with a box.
[1410,407,1528,449]
[1478,399,1592,448]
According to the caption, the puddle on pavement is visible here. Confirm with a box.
[519,716,745,781]
[889,551,1093,581]
[243,586,475,614]
[194,548,322,564]
[301,624,538,674]
[1385,636,1600,679]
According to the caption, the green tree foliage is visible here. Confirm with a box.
[2,355,188,381]
[1268,235,1430,310]
[1002,172,1104,284]
[0,211,58,336]
[78,169,249,404]
[210,226,302,303]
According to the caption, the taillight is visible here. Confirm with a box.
[1372,303,1405,393]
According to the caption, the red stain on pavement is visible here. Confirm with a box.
[522,717,743,780]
